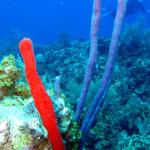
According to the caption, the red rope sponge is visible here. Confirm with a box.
[19,38,65,150]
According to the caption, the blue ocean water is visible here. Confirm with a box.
[0,0,149,149]
[0,0,149,44]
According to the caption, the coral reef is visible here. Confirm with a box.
[0,53,80,149]
[0,74,80,150]
[81,20,150,149]
[47,88,81,149]
[0,55,30,99]
[0,18,149,149]
[0,103,51,150]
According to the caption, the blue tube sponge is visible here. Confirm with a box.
[81,0,128,136]
[74,0,101,122]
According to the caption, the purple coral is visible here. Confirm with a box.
[55,75,61,98]
[81,0,128,136]
[75,0,101,122]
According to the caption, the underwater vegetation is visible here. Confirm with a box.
[0,52,80,149]
[0,23,149,149]
[0,55,30,100]
[0,0,150,150]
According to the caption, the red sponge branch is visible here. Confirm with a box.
[19,38,65,150]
